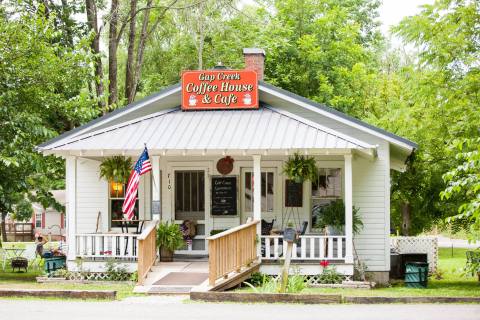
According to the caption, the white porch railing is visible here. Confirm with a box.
[75,233,139,259]
[261,235,346,261]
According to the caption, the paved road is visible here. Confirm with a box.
[0,296,478,320]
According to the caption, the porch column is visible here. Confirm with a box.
[252,154,262,259]
[65,156,77,261]
[344,154,354,264]
[151,155,160,221]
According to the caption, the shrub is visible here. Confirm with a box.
[318,266,343,284]
[105,259,130,281]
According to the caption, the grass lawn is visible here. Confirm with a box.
[237,248,480,297]
[0,266,142,300]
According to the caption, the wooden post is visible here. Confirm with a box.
[280,241,293,293]
[151,155,160,221]
[253,154,261,260]
[344,154,353,264]
[65,156,77,261]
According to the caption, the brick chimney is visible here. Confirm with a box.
[243,48,265,81]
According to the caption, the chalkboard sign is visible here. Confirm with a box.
[211,176,237,215]
[285,180,303,207]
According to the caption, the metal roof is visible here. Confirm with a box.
[38,81,416,154]
[259,81,418,149]
[41,106,376,156]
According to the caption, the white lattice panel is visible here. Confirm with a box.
[390,237,438,273]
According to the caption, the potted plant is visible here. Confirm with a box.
[99,156,132,183]
[313,199,363,235]
[283,153,318,183]
[156,222,185,262]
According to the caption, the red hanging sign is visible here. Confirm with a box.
[181,70,258,110]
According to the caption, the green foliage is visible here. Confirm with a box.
[283,153,318,183]
[99,156,133,183]
[105,259,131,281]
[374,0,480,234]
[12,198,33,222]
[0,5,97,237]
[318,266,344,284]
[441,138,480,240]
[263,0,382,118]
[244,273,306,293]
[156,222,185,251]
[248,272,268,287]
[313,199,363,234]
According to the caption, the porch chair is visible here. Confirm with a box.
[261,219,276,257]
[261,219,275,235]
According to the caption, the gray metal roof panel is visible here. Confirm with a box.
[259,81,418,149]
[37,83,181,149]
[46,106,373,152]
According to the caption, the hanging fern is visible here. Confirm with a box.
[99,156,133,183]
[283,153,318,183]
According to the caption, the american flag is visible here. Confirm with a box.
[122,147,152,220]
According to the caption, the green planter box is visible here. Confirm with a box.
[44,256,66,273]
[405,262,429,288]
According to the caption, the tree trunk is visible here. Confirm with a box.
[1,213,7,243]
[197,1,204,70]
[401,202,411,236]
[108,0,119,108]
[85,0,104,110]
[125,0,138,104]
[131,0,153,103]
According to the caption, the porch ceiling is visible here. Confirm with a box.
[39,106,376,157]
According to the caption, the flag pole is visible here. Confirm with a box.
[145,143,158,190]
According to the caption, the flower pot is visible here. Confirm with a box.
[160,247,174,262]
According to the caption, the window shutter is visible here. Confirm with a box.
[41,211,46,229]
[60,213,64,229]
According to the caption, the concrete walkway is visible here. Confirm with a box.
[0,296,478,320]
[135,261,209,294]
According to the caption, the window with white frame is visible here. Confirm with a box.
[35,212,42,228]
[109,181,139,228]
[311,168,342,229]
[175,170,205,220]
[244,171,275,212]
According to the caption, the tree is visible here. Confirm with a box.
[441,138,480,241]
[0,9,96,242]
[262,0,383,117]
[373,0,480,234]
[85,0,105,108]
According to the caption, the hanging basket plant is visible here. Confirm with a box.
[283,153,318,183]
[99,156,133,183]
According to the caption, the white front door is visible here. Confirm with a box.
[170,165,210,255]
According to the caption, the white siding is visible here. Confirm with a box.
[280,104,391,272]
[76,158,108,233]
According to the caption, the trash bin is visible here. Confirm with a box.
[405,262,429,288]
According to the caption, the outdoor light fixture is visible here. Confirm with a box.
[110,181,123,198]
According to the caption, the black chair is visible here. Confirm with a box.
[299,221,308,235]
[261,219,275,257]
[261,219,275,235]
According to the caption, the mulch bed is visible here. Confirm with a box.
[0,288,116,300]
[190,291,480,304]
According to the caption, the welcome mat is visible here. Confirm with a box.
[153,272,208,286]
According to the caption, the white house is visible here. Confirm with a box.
[37,49,416,285]
[31,190,66,241]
